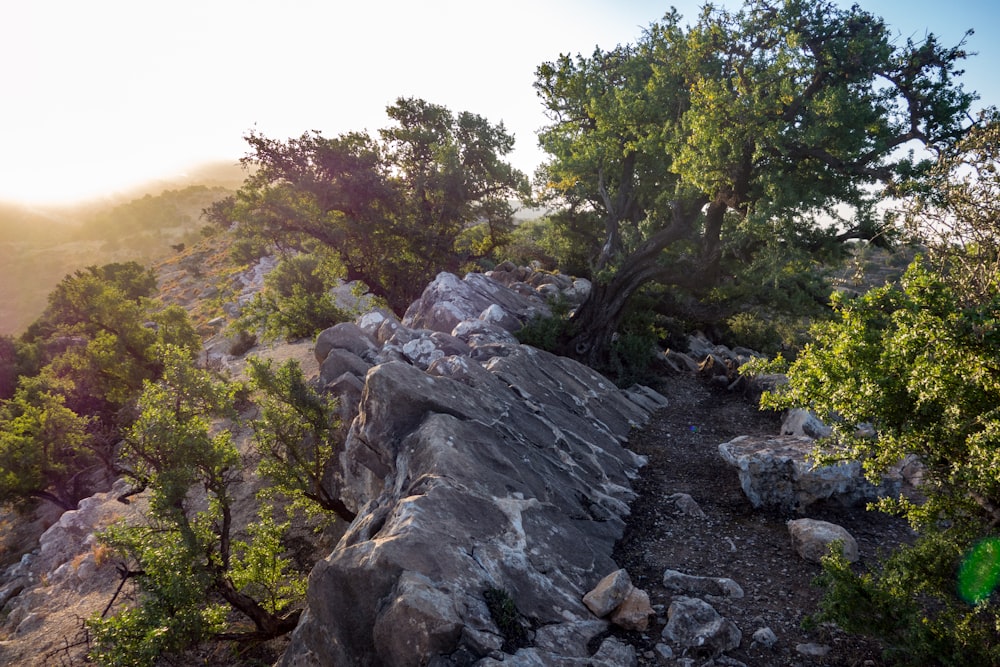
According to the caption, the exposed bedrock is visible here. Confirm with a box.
[282,270,663,666]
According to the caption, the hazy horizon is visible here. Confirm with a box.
[2,0,997,208]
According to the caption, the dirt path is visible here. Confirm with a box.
[613,373,911,666]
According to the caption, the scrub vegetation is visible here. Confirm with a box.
[0,1,996,663]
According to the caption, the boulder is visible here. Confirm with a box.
[451,319,519,348]
[717,435,900,511]
[787,518,860,563]
[319,348,372,386]
[662,570,744,599]
[314,321,378,364]
[610,587,653,632]
[667,493,706,518]
[402,272,551,334]
[780,408,832,439]
[662,596,742,656]
[583,569,634,617]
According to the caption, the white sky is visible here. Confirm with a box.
[1,0,997,206]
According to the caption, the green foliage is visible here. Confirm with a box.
[0,263,205,511]
[533,0,975,363]
[755,259,1000,664]
[88,522,228,667]
[0,374,93,510]
[209,98,529,313]
[608,306,665,387]
[228,509,307,615]
[722,311,812,359]
[761,261,1000,534]
[483,587,528,653]
[93,346,304,664]
[903,111,1000,303]
[150,304,201,357]
[515,296,571,352]
[500,214,602,277]
[247,357,347,520]
[235,253,351,342]
[0,335,19,400]
[809,535,1000,666]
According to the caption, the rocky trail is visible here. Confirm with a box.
[613,372,913,666]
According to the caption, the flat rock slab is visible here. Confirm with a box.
[718,435,899,512]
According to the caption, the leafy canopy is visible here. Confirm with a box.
[208,98,529,312]
[533,0,975,363]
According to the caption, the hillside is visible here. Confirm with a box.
[0,183,235,335]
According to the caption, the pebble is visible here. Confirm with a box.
[752,626,778,648]
[796,642,831,658]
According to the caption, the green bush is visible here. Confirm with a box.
[235,253,351,342]
[722,310,811,358]
[608,306,665,387]
[810,534,1000,666]
[515,296,572,352]
[752,260,1000,665]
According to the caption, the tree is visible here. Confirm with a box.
[90,346,303,664]
[0,373,94,511]
[208,98,529,312]
[902,110,1000,303]
[247,356,355,522]
[534,0,976,366]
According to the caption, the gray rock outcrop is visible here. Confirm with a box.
[717,435,900,511]
[662,595,742,656]
[282,269,662,666]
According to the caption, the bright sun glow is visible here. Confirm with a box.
[1,0,996,206]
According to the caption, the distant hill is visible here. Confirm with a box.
[0,175,240,336]
[0,203,77,244]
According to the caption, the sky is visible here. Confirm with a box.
[2,0,997,206]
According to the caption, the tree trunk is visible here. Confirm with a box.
[215,576,302,638]
[595,152,637,271]
[565,198,706,368]
[700,197,729,283]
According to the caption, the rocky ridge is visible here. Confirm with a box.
[0,259,913,666]
[282,264,666,666]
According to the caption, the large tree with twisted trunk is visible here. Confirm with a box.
[534,0,977,367]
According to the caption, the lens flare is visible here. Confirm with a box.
[958,538,1000,604]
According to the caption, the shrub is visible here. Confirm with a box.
[235,253,351,342]
[515,296,571,352]
[753,260,1000,665]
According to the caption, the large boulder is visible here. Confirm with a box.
[402,272,552,334]
[717,435,900,512]
[287,271,662,666]
[662,596,742,656]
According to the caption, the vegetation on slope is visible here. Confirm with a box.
[0,1,996,663]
